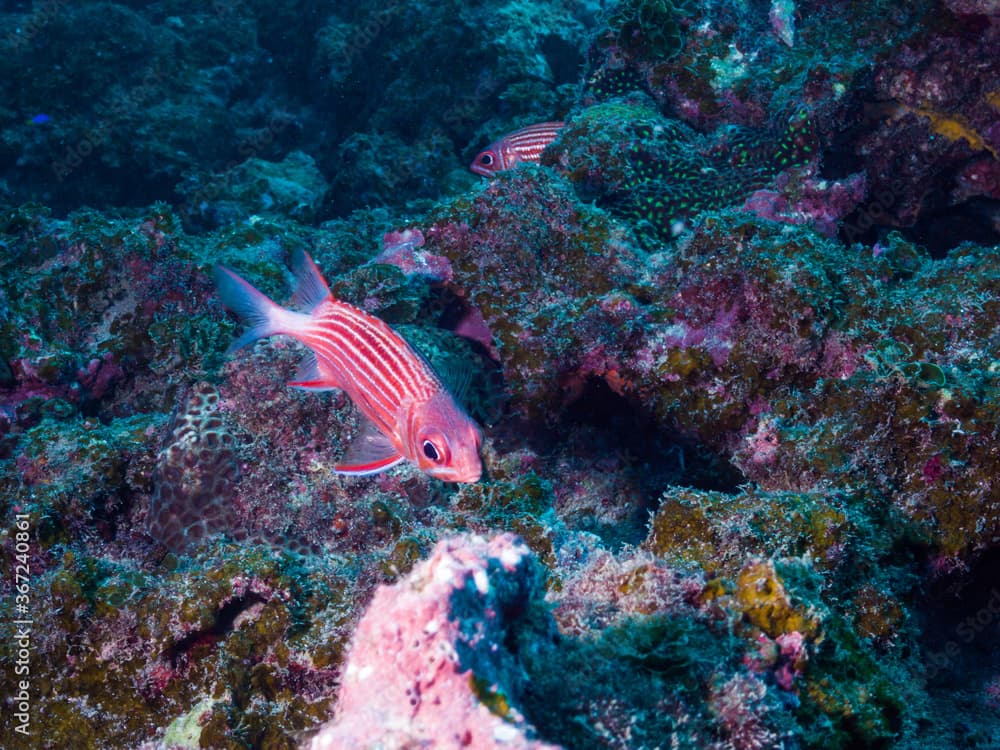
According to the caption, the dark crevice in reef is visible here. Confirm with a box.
[554,376,744,495]
[540,33,586,87]
[817,99,873,183]
[900,197,1000,260]
[917,548,1000,692]
[912,549,1000,744]
[90,487,135,543]
[501,376,744,547]
[163,594,265,668]
[841,195,1000,261]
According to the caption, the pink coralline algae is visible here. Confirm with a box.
[944,0,1000,14]
[372,227,454,282]
[75,353,125,401]
[774,631,807,691]
[307,534,561,750]
[547,542,705,635]
[708,674,779,750]
[742,171,868,237]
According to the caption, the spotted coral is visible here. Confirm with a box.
[148,382,241,552]
[546,100,817,242]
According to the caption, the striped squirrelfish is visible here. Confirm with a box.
[470,121,565,176]
[214,250,483,482]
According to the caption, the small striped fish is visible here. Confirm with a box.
[470,121,565,176]
[214,250,483,482]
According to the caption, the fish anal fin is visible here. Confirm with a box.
[334,453,405,476]
[334,420,404,476]
[288,380,341,392]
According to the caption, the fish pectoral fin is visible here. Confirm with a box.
[435,355,474,404]
[288,352,342,391]
[334,420,405,476]
[395,325,476,405]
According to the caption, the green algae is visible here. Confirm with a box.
[0,540,354,749]
[648,487,853,576]
[452,472,556,565]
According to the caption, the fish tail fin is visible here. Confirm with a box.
[289,248,334,311]
[214,265,302,353]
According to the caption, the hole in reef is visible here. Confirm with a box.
[163,594,265,668]
[557,376,743,493]
[540,33,585,87]
[899,196,1000,259]
[90,487,133,542]
[838,195,1000,258]
[917,547,1000,692]
[818,112,870,182]
[913,547,1000,742]
[525,376,744,546]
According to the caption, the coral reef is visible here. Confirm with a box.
[851,12,1000,247]
[0,0,999,748]
[306,534,559,750]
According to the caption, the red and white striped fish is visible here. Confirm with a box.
[469,121,565,176]
[214,250,483,482]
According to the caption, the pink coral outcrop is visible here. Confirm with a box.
[373,227,454,282]
[307,534,562,750]
[742,172,867,237]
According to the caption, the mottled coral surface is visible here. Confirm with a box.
[1,1,999,749]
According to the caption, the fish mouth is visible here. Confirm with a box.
[430,464,482,483]
[469,162,494,177]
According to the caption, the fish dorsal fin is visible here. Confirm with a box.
[290,248,333,312]
[288,351,342,391]
[334,419,404,476]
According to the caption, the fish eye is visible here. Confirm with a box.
[479,153,494,165]
[422,440,441,462]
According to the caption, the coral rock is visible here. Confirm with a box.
[307,534,561,750]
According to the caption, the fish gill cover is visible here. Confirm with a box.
[0,1,999,749]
